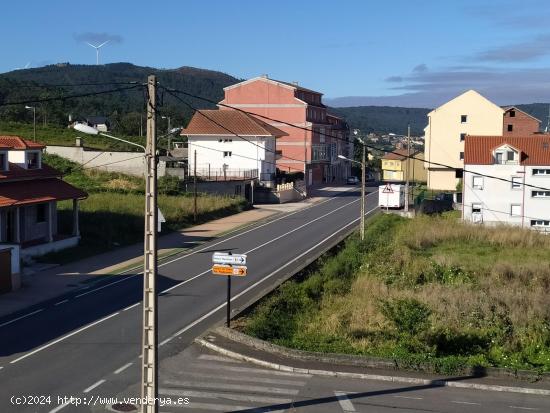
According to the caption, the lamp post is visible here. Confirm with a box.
[339,132,366,241]
[25,105,36,141]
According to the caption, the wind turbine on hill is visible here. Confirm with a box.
[87,40,109,65]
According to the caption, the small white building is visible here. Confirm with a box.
[182,109,287,187]
[463,135,550,231]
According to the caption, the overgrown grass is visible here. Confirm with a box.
[38,154,248,263]
[0,121,144,151]
[241,214,550,374]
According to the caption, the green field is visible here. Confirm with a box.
[240,213,550,374]
[39,154,247,263]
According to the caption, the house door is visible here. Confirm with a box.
[6,210,14,243]
[0,250,12,293]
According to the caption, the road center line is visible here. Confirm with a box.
[394,395,423,400]
[451,400,481,405]
[334,391,356,412]
[509,407,538,411]
[114,362,133,374]
[83,379,106,393]
[48,401,70,413]
[9,312,120,364]
[0,308,44,328]
[54,299,69,306]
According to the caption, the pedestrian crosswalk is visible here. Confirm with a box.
[159,353,311,412]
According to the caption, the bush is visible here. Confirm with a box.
[379,298,432,336]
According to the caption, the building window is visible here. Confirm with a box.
[36,204,47,223]
[0,152,6,171]
[532,191,550,198]
[218,139,222,142]
[507,124,513,132]
[533,169,550,175]
[223,151,232,157]
[472,175,483,189]
[234,185,242,196]
[507,151,515,161]
[461,115,467,123]
[509,110,516,117]
[531,220,550,227]
[27,152,40,169]
[511,204,521,217]
[472,203,482,213]
[455,169,463,178]
[459,152,464,160]
[512,176,522,189]
[460,133,466,142]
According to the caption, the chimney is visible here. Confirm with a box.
[261,74,268,78]
[292,81,299,86]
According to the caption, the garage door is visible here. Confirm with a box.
[0,249,12,293]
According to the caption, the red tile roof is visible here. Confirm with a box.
[0,163,61,182]
[0,178,87,208]
[382,149,422,160]
[0,136,45,149]
[465,135,550,165]
[182,109,288,137]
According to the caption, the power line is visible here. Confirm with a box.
[164,86,550,192]
[11,81,142,88]
[162,87,308,168]
[0,84,143,107]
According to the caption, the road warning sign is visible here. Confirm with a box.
[382,183,394,193]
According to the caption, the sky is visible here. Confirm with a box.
[2,0,550,107]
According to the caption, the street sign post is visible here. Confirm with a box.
[211,252,248,327]
[212,252,247,265]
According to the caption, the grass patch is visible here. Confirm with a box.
[240,214,550,374]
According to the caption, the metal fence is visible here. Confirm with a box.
[194,168,258,181]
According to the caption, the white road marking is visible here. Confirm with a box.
[48,401,70,413]
[394,395,423,400]
[509,407,539,411]
[189,362,312,378]
[176,402,256,411]
[74,276,134,298]
[160,388,292,404]
[0,309,44,328]
[198,354,241,363]
[162,380,300,395]
[54,299,69,306]
[160,204,378,346]
[9,312,119,364]
[122,302,140,311]
[182,371,306,386]
[452,400,481,405]
[114,362,133,374]
[0,366,3,370]
[83,379,106,393]
[334,391,356,412]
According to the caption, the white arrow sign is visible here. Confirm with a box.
[212,252,247,265]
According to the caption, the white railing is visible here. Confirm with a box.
[276,182,294,191]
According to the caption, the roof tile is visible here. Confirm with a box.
[465,135,550,165]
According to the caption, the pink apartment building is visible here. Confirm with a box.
[219,76,352,186]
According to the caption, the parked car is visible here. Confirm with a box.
[346,176,360,185]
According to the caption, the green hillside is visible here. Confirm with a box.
[0,63,240,135]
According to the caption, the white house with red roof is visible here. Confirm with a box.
[0,136,87,281]
[182,109,287,187]
[463,135,550,231]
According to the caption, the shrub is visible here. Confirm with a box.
[379,298,432,336]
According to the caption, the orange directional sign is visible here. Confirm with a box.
[212,264,247,276]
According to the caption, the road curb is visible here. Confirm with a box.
[195,337,550,396]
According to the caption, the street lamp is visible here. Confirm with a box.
[25,105,36,141]
[338,129,366,241]
[74,123,146,151]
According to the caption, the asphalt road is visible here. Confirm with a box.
[108,344,549,413]
[0,185,379,413]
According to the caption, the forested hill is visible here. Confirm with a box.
[330,106,431,136]
[332,103,550,136]
[0,63,240,135]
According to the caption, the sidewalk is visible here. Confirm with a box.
[196,327,550,396]
[0,195,327,319]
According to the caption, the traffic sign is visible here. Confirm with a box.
[212,252,247,265]
[382,183,394,193]
[212,264,247,276]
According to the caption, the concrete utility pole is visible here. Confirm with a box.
[194,150,197,223]
[404,124,411,213]
[360,139,366,241]
[141,75,158,413]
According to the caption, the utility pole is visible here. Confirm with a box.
[141,74,158,413]
[360,138,366,241]
[194,150,197,223]
[404,124,411,213]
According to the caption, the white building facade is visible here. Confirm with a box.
[182,109,286,186]
[463,135,550,231]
